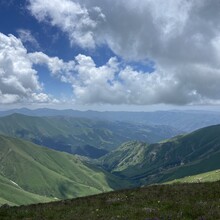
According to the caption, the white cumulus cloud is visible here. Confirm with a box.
[29,52,75,79]
[28,0,105,48]
[70,55,220,105]
[25,0,220,105]
[0,33,57,104]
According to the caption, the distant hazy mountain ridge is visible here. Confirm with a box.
[1,108,220,131]
[0,113,180,158]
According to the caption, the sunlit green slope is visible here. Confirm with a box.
[100,124,220,185]
[166,169,220,184]
[0,134,126,205]
[0,173,53,206]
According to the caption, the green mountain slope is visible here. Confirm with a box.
[100,141,148,172]
[166,169,220,184]
[100,124,220,185]
[0,113,180,158]
[0,173,53,206]
[0,135,128,206]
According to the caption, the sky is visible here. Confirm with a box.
[1,0,220,111]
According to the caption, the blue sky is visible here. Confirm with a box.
[0,0,220,111]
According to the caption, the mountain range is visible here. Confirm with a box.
[0,111,220,207]
[99,124,220,185]
[0,113,180,158]
[1,108,220,131]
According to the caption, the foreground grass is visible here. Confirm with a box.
[0,181,220,220]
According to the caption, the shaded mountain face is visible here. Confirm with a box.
[99,124,220,185]
[0,113,180,158]
[0,134,129,206]
[71,145,108,159]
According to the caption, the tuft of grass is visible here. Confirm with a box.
[0,181,220,220]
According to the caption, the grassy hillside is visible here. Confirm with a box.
[1,118,220,207]
[166,169,220,184]
[0,181,219,219]
[0,113,180,158]
[100,124,220,185]
[0,173,53,206]
[100,141,148,172]
[0,135,129,205]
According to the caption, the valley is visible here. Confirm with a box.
[0,109,219,220]
[99,124,220,185]
[2,1,220,219]
[0,113,180,158]
[0,134,129,206]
